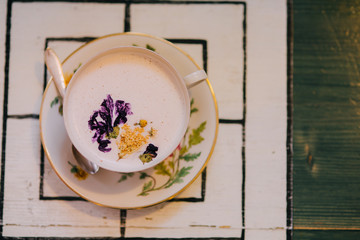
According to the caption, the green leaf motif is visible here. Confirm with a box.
[139,181,153,196]
[190,108,198,115]
[70,165,78,173]
[146,44,156,52]
[143,181,153,191]
[139,172,149,179]
[154,162,172,176]
[50,96,59,108]
[169,160,175,170]
[188,121,206,147]
[180,152,201,162]
[190,98,198,116]
[118,173,134,183]
[58,104,63,116]
[118,175,127,183]
[178,166,193,178]
[179,145,188,156]
[73,63,82,73]
[166,166,193,188]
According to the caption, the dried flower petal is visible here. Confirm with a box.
[88,94,132,153]
[144,144,158,157]
[113,100,133,126]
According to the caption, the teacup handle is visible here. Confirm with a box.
[45,48,66,99]
[184,70,207,88]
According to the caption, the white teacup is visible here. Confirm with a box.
[49,46,206,172]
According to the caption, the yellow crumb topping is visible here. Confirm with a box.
[139,119,147,128]
[117,124,149,159]
[149,127,158,137]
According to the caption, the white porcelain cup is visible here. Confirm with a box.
[47,46,207,172]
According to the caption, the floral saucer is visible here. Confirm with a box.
[40,32,218,209]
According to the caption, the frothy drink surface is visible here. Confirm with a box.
[65,49,188,166]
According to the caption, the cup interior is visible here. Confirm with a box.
[63,46,190,172]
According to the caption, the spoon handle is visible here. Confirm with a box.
[44,48,66,98]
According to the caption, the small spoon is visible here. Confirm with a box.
[72,145,99,174]
[45,47,100,174]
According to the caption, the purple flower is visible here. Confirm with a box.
[88,95,132,152]
[97,137,112,153]
[143,144,158,158]
[139,144,159,164]
[114,100,132,126]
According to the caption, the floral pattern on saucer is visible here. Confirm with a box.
[118,99,206,196]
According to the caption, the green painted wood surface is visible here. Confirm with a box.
[295,230,360,239]
[293,0,360,237]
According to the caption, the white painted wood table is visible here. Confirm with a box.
[0,0,290,239]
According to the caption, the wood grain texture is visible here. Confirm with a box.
[293,0,360,236]
[295,230,360,239]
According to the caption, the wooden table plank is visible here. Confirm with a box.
[293,0,360,237]
[295,230,360,239]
